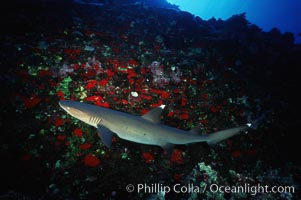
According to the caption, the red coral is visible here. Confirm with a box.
[127,69,138,79]
[99,79,108,86]
[160,91,170,99]
[140,94,152,100]
[112,47,119,54]
[55,118,64,126]
[142,152,155,164]
[121,99,128,105]
[85,80,98,89]
[64,48,81,56]
[180,113,189,120]
[38,69,52,77]
[23,96,41,109]
[128,59,139,67]
[181,97,187,106]
[95,101,110,108]
[73,128,83,137]
[150,88,163,95]
[199,119,209,125]
[168,111,175,117]
[141,108,149,115]
[173,88,180,94]
[80,143,92,150]
[231,150,242,158]
[187,79,197,85]
[57,135,66,141]
[150,100,163,108]
[128,79,135,85]
[170,149,184,164]
[84,69,97,78]
[106,69,115,77]
[210,105,222,113]
[57,90,65,99]
[140,67,150,74]
[85,95,104,102]
[84,154,100,167]
[202,93,208,100]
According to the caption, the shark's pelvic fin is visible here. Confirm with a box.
[189,124,203,135]
[97,125,113,147]
[141,106,164,123]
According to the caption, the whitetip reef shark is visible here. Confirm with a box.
[59,100,253,152]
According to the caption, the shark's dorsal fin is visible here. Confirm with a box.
[141,105,165,123]
[97,125,113,147]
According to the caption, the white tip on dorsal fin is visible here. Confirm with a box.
[159,104,166,109]
[141,105,165,123]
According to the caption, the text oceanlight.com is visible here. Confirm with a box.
[126,183,295,196]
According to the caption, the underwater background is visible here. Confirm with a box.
[0,0,300,199]
[167,0,301,44]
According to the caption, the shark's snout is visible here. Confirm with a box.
[59,100,65,108]
[59,100,74,110]
[59,100,68,107]
[59,100,76,114]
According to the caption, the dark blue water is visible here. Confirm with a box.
[168,0,301,44]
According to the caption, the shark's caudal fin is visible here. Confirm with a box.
[206,125,248,145]
[206,111,270,145]
[247,110,271,130]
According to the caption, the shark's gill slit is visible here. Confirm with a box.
[93,116,96,124]
[91,115,101,125]
[97,117,102,125]
[90,115,97,124]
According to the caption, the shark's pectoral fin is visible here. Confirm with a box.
[161,143,174,155]
[97,125,113,147]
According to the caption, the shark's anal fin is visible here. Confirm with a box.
[141,105,165,123]
[161,143,174,155]
[97,125,113,147]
